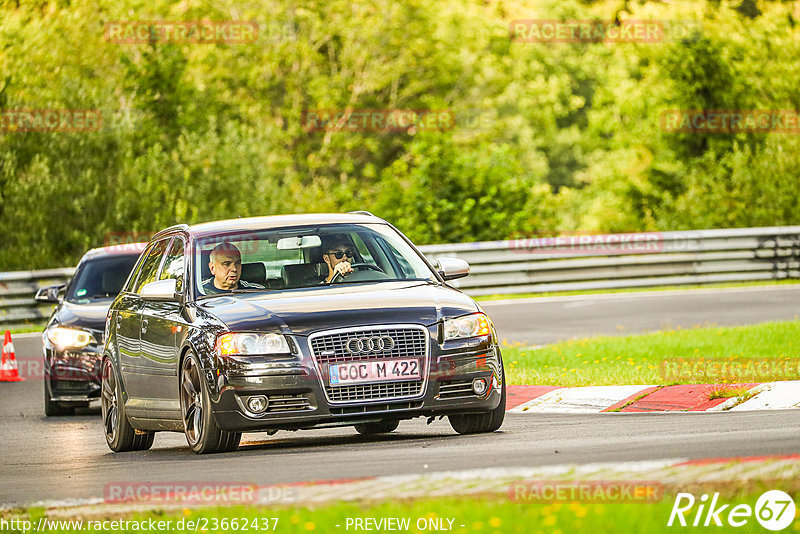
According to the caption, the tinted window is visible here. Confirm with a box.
[121,244,152,293]
[132,239,169,293]
[158,238,185,292]
[194,223,435,296]
[66,254,141,303]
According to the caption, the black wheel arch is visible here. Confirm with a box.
[101,349,130,404]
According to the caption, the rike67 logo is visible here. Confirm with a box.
[668,490,796,531]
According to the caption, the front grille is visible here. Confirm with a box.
[330,401,423,415]
[267,393,311,412]
[52,380,90,392]
[438,380,475,399]
[327,380,422,402]
[310,326,428,404]
[310,327,427,365]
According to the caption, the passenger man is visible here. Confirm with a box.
[203,242,265,294]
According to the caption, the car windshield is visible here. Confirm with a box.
[194,223,436,297]
[66,254,141,304]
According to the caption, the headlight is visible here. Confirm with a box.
[46,326,97,351]
[215,332,290,357]
[443,312,492,341]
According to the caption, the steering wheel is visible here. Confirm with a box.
[328,262,385,284]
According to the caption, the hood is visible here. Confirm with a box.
[196,281,479,336]
[51,300,112,335]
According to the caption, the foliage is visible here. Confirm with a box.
[503,319,800,387]
[1,0,799,269]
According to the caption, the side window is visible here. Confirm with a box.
[158,238,185,292]
[132,239,169,293]
[122,244,154,293]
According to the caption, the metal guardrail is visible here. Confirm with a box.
[0,267,75,327]
[1,226,799,327]
[418,226,800,296]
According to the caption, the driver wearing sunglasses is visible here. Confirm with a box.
[322,236,356,283]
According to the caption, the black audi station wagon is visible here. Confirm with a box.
[102,213,505,454]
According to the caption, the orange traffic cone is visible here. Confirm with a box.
[1,330,24,382]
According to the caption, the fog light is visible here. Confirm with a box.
[246,395,268,413]
[492,374,499,390]
[472,378,488,395]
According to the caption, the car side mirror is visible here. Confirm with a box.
[435,258,470,281]
[35,285,63,303]
[140,279,181,302]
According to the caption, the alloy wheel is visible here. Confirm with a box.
[101,359,118,441]
[181,357,204,446]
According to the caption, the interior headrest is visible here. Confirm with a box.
[241,262,267,283]
[281,263,319,288]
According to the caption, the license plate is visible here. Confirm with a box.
[329,359,420,386]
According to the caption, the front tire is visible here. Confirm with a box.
[180,352,241,454]
[448,367,506,435]
[354,420,399,435]
[101,358,155,452]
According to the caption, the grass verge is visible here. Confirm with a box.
[475,279,800,302]
[5,324,46,335]
[503,319,800,387]
[6,487,795,534]
[705,386,753,400]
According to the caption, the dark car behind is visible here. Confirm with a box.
[37,243,146,415]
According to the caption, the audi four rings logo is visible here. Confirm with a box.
[346,336,395,354]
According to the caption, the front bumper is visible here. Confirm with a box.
[44,343,103,403]
[208,330,503,432]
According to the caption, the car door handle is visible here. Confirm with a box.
[141,319,148,334]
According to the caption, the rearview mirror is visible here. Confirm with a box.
[140,278,180,302]
[277,235,322,250]
[35,285,63,303]
[435,258,470,281]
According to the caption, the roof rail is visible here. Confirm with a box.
[347,210,376,217]
[152,223,190,240]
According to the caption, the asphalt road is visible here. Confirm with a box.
[2,285,799,508]
[2,374,799,508]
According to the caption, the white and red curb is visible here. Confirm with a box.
[506,381,800,413]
